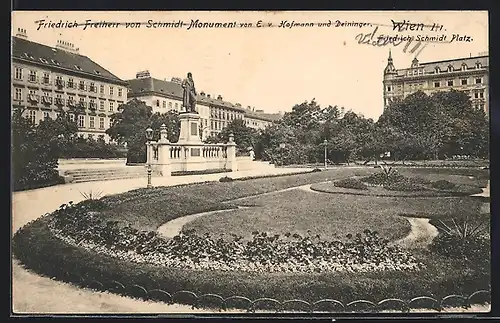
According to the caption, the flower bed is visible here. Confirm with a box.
[13,216,491,309]
[333,178,368,190]
[11,167,490,309]
[47,202,422,274]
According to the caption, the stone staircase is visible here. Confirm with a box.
[60,166,147,183]
[59,160,276,184]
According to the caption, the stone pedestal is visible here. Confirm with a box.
[178,112,202,144]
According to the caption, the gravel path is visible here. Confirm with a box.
[393,217,439,249]
[12,168,312,314]
[12,175,490,314]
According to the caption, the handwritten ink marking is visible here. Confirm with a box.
[355,26,431,57]
[278,21,314,28]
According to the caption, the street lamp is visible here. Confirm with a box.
[145,127,154,188]
[323,139,328,169]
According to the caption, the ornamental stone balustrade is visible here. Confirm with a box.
[147,113,237,175]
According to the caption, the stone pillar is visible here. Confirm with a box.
[178,112,202,144]
[157,124,171,176]
[225,133,237,171]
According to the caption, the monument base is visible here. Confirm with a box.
[177,112,202,144]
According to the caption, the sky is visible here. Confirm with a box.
[12,11,488,120]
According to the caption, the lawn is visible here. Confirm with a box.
[98,168,377,231]
[12,166,491,310]
[182,186,486,243]
[182,189,412,242]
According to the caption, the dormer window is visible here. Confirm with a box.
[448,65,453,72]
[51,59,60,66]
[476,62,482,69]
[93,70,101,75]
[23,52,34,59]
[74,65,82,71]
[39,58,48,64]
[435,67,440,74]
[461,63,467,71]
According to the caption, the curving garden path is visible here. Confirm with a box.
[12,171,490,314]
[12,167,311,314]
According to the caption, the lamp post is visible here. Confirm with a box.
[323,139,328,169]
[145,127,153,188]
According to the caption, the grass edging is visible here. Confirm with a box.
[310,183,483,198]
[13,216,490,311]
[12,167,490,310]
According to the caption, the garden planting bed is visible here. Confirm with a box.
[12,168,491,310]
[310,172,484,198]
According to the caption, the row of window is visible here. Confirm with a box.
[434,77,483,88]
[27,110,110,129]
[210,109,243,121]
[13,67,123,97]
[407,62,483,76]
[387,77,484,92]
[156,99,181,111]
[14,88,122,112]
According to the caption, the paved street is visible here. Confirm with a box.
[12,167,311,314]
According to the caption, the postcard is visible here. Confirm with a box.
[11,10,490,316]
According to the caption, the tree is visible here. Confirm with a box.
[12,108,75,190]
[106,99,180,163]
[376,90,489,160]
[216,119,259,153]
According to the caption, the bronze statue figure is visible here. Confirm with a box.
[182,72,197,113]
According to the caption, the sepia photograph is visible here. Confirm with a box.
[11,10,490,315]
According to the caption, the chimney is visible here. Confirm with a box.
[15,28,28,39]
[136,70,151,79]
[56,39,79,53]
[171,77,182,84]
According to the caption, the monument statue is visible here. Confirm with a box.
[181,72,197,113]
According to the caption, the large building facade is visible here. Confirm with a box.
[383,50,489,115]
[127,71,279,139]
[11,29,128,142]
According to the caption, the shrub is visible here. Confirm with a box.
[431,180,456,190]
[361,172,404,186]
[219,176,234,182]
[334,178,368,190]
[312,168,322,172]
[383,179,424,192]
[429,215,490,268]
[407,176,432,185]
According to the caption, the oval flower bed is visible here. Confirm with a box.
[46,201,423,274]
[311,173,483,197]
